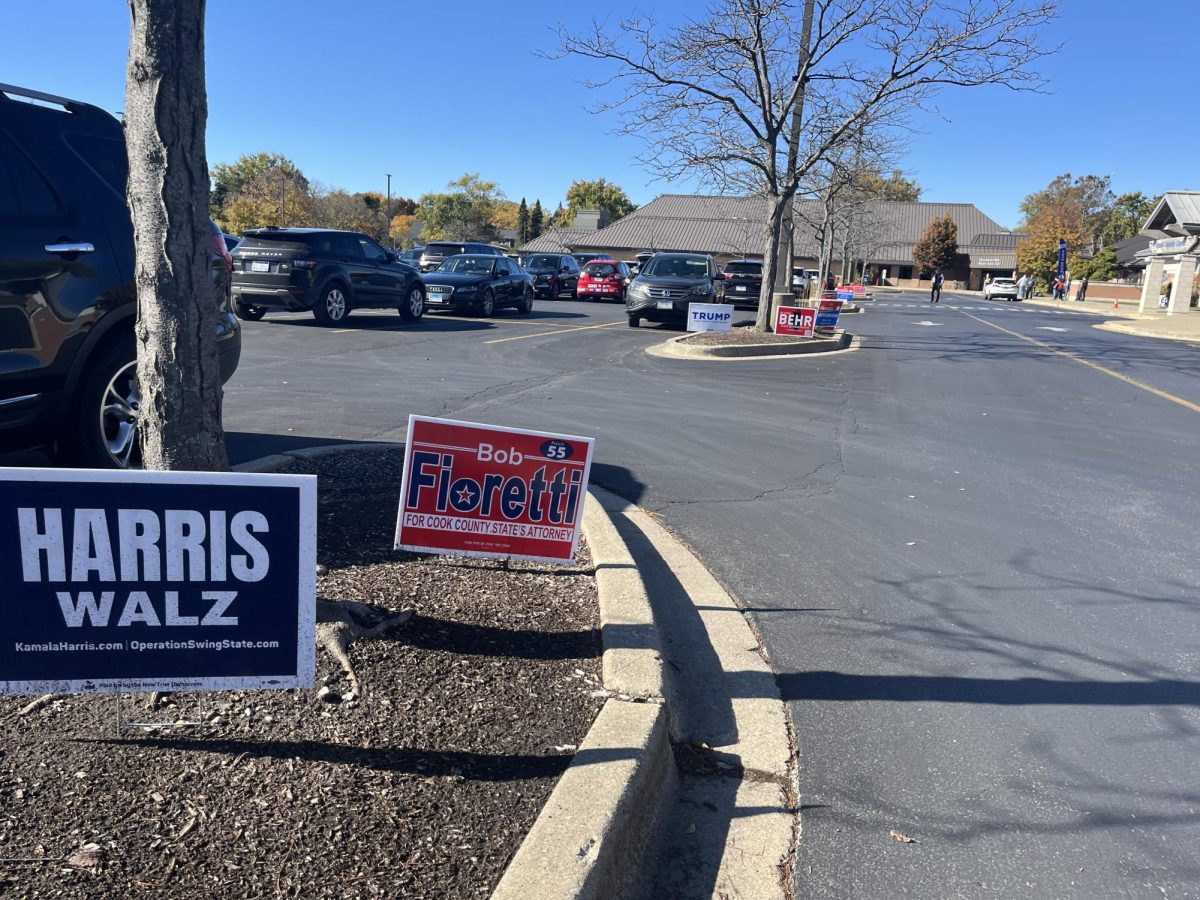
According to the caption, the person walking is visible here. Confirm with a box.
[1064,274,1073,301]
[1075,274,1089,302]
[930,270,944,303]
[1018,274,1030,300]
[1053,276,1064,300]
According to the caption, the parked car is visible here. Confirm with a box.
[984,277,1020,301]
[223,233,241,253]
[572,252,613,268]
[422,254,534,316]
[418,241,503,272]
[626,253,722,327]
[791,267,811,295]
[230,228,426,326]
[0,82,241,468]
[577,259,632,302]
[722,259,764,306]
[397,246,424,266]
[523,253,581,299]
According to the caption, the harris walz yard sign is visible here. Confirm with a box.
[0,469,316,694]
[394,416,594,564]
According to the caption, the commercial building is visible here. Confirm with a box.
[518,194,1011,288]
[1136,191,1200,315]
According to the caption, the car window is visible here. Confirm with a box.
[644,256,709,278]
[65,133,127,199]
[441,255,495,275]
[585,263,616,276]
[359,236,388,260]
[0,131,62,217]
[335,234,365,258]
[724,262,763,275]
[525,255,558,269]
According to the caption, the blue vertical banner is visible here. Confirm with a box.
[1056,239,1067,280]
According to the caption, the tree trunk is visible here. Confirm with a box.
[126,0,227,471]
[755,196,789,331]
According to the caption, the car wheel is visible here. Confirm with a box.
[233,299,266,321]
[67,339,141,469]
[628,315,640,328]
[519,288,534,314]
[313,284,350,326]
[478,289,495,317]
[399,285,425,321]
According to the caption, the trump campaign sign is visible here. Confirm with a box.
[395,416,595,564]
[775,306,815,337]
[0,469,316,694]
[687,302,734,333]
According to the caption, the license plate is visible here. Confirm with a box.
[590,285,602,291]
[656,300,674,310]
[735,285,747,292]
[250,260,270,273]
[427,291,447,303]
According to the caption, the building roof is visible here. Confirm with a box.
[1114,233,1152,267]
[517,194,1006,264]
[968,232,1024,250]
[1143,190,1200,232]
[518,228,595,253]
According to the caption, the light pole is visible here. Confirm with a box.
[386,173,392,248]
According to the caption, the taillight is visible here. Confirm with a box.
[292,259,317,270]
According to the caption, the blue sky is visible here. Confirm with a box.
[3,0,1193,229]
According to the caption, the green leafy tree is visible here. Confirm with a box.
[1020,173,1114,252]
[1068,247,1116,281]
[857,168,921,202]
[220,168,314,234]
[310,189,391,241]
[211,152,308,227]
[563,177,637,222]
[518,198,529,244]
[417,173,504,241]
[530,200,544,239]
[1099,192,1155,247]
[912,213,958,274]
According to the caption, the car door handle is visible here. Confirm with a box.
[45,242,95,255]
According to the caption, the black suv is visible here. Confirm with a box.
[0,83,241,468]
[721,259,764,306]
[625,253,721,327]
[230,228,427,326]
[418,241,503,272]
[523,253,581,299]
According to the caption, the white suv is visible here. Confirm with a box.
[984,277,1019,301]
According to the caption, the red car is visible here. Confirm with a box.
[576,259,632,301]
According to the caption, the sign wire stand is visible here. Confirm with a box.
[114,692,206,735]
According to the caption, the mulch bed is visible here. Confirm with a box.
[0,447,603,898]
[681,326,836,346]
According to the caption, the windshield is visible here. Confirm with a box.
[585,263,617,276]
[438,255,495,275]
[642,256,709,279]
[525,255,561,269]
[424,243,465,257]
[724,262,762,275]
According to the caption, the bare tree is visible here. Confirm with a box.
[556,0,1057,330]
[125,0,227,469]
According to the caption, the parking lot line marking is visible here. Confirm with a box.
[955,309,1200,415]
[332,328,355,333]
[483,320,625,344]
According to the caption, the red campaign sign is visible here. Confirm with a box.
[843,283,867,296]
[394,416,595,564]
[775,306,815,337]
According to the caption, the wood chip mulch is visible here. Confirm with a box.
[0,446,603,898]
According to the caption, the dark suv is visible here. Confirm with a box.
[418,241,503,272]
[231,228,427,326]
[721,259,763,306]
[523,253,581,299]
[625,253,721,327]
[0,83,241,468]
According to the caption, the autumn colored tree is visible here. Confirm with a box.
[857,168,921,202]
[912,214,959,274]
[563,177,637,222]
[390,214,417,247]
[211,152,309,230]
[219,168,313,234]
[1016,206,1088,287]
[1020,173,1113,252]
[491,199,520,233]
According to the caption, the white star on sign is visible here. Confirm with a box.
[457,486,475,504]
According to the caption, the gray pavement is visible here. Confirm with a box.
[6,292,1199,897]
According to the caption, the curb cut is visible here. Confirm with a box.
[233,444,670,900]
[648,330,855,361]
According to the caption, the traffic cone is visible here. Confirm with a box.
[1112,297,1118,310]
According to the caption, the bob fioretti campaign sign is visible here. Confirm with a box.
[0,469,316,694]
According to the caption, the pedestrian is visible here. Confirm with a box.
[1064,274,1072,301]
[1075,274,1089,302]
[1018,274,1030,300]
[1053,277,1064,300]
[930,270,944,303]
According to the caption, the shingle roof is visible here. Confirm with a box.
[518,228,595,253]
[968,232,1025,250]
[518,194,1006,263]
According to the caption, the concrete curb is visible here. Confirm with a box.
[648,329,853,360]
[232,444,671,900]
[1093,320,1200,345]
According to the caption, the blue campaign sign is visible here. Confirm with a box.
[0,469,316,694]
[1057,239,1067,279]
[815,299,844,330]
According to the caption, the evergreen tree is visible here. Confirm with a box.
[518,198,529,244]
[530,200,544,238]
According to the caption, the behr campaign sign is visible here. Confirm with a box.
[0,469,316,694]
[775,306,815,337]
[394,416,595,564]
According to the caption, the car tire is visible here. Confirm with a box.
[518,288,534,314]
[66,339,141,469]
[478,289,495,317]
[399,285,425,322]
[628,315,640,328]
[233,299,266,321]
[313,284,350,326]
